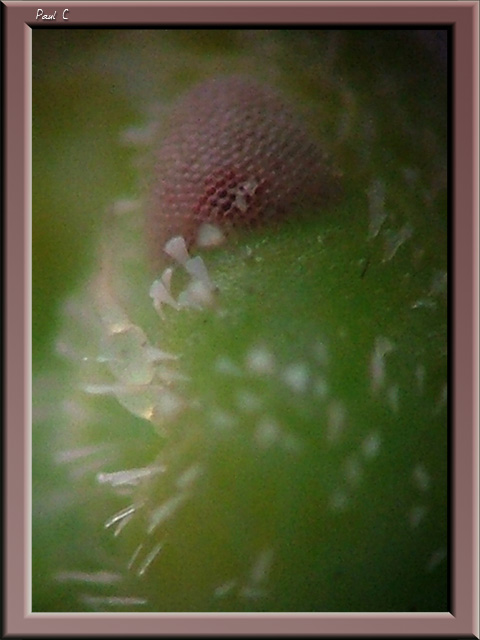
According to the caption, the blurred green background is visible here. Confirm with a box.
[33,29,448,613]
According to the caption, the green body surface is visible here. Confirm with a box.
[33,29,448,612]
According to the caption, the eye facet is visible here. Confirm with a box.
[147,75,340,263]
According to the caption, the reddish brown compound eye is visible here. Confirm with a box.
[146,75,339,263]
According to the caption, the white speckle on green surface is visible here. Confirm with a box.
[370,337,395,393]
[383,223,413,262]
[343,454,363,487]
[408,505,428,529]
[248,548,274,586]
[312,340,329,367]
[150,389,186,423]
[175,464,203,490]
[214,580,237,599]
[178,278,216,309]
[329,488,349,512]
[254,417,281,450]
[282,362,310,394]
[313,376,329,400]
[210,407,238,431]
[386,384,400,413]
[326,400,346,444]
[367,178,387,239]
[415,364,426,394]
[429,270,447,297]
[112,198,141,216]
[214,356,242,377]
[412,464,431,492]
[411,296,437,311]
[236,389,263,414]
[361,432,382,460]
[245,345,276,375]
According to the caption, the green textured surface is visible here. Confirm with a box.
[33,29,448,612]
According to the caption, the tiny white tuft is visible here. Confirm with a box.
[176,464,203,490]
[282,362,310,394]
[412,464,431,492]
[185,256,214,288]
[214,580,237,598]
[387,384,400,413]
[312,340,329,367]
[329,488,349,511]
[327,400,347,443]
[254,417,281,449]
[249,548,274,585]
[149,278,180,316]
[211,408,237,430]
[343,454,363,487]
[361,431,381,460]
[160,266,175,291]
[245,346,276,375]
[178,279,216,309]
[112,198,140,215]
[415,364,426,393]
[313,377,329,400]
[164,235,190,265]
[196,223,226,248]
[383,224,413,262]
[215,356,242,377]
[370,336,395,393]
[408,504,427,529]
[367,178,387,239]
[153,390,185,421]
[236,389,263,413]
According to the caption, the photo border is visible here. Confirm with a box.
[4,1,478,636]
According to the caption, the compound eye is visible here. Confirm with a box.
[146,75,340,265]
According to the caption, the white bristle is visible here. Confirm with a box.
[185,256,214,288]
[178,279,216,309]
[164,236,190,265]
[160,266,175,291]
[149,278,180,316]
[196,223,226,248]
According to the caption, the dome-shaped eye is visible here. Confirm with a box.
[146,76,341,265]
